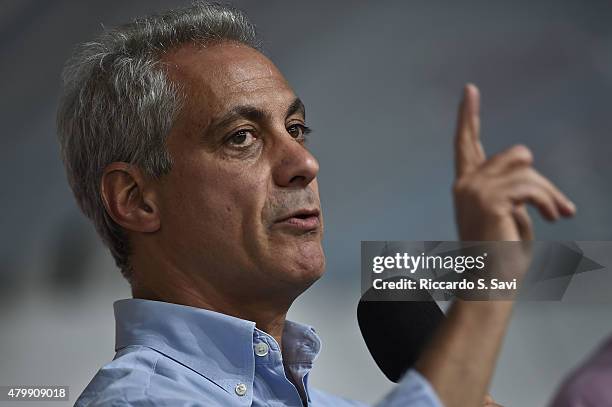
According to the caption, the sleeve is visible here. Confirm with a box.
[373,369,444,407]
[309,368,443,407]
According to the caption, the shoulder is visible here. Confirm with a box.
[309,387,369,407]
[76,346,168,406]
[74,346,227,407]
[550,341,612,407]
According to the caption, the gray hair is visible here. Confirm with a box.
[57,2,259,281]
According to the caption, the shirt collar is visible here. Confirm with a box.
[114,298,321,399]
[282,320,321,365]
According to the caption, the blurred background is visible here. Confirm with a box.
[1,0,612,405]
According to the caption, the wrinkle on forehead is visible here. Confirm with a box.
[160,41,297,143]
[162,41,290,99]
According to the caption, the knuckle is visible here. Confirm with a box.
[511,144,533,163]
[453,176,479,198]
[452,178,467,195]
[514,165,534,181]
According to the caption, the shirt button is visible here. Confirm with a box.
[254,342,269,357]
[235,383,247,396]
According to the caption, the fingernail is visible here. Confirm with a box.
[566,200,576,213]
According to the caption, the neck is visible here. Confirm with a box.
[130,262,294,347]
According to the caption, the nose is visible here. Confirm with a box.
[271,131,319,188]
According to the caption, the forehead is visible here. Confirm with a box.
[163,42,295,118]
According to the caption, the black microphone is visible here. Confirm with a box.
[357,277,445,382]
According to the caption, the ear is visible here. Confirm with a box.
[100,163,161,233]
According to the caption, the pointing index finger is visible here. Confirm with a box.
[455,83,485,177]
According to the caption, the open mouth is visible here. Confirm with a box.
[292,212,316,220]
[276,209,320,231]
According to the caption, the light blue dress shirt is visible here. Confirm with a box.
[75,299,443,406]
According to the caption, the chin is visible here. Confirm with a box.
[277,241,326,287]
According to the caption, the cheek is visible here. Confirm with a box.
[162,158,269,240]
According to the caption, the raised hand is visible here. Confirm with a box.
[453,84,576,241]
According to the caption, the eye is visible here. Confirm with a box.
[287,123,312,141]
[227,129,256,148]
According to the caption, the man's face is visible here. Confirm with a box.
[155,42,324,300]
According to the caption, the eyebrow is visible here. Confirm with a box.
[286,97,305,119]
[209,105,267,134]
[207,97,306,136]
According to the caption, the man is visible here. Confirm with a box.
[57,2,575,406]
